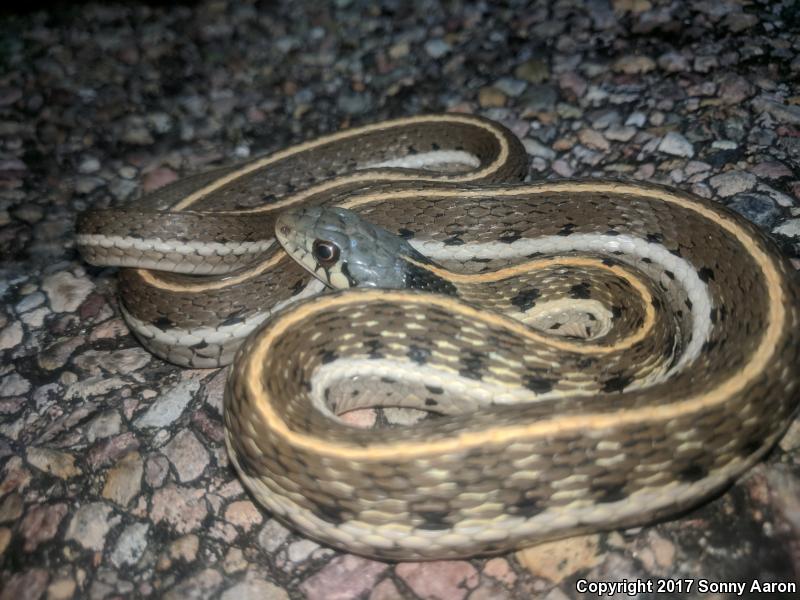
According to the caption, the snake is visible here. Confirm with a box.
[76,113,800,560]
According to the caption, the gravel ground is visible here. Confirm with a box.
[1,1,799,599]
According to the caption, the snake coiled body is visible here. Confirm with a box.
[77,114,800,560]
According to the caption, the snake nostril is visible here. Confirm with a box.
[280,225,291,236]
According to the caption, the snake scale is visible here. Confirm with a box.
[76,114,800,560]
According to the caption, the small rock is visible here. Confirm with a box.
[287,538,321,563]
[520,83,559,112]
[151,485,208,533]
[0,569,49,600]
[15,291,44,313]
[424,39,451,59]
[516,535,601,582]
[26,447,80,479]
[163,569,223,600]
[225,500,263,532]
[523,138,556,160]
[300,555,389,600]
[257,519,291,552]
[0,493,22,523]
[754,98,800,125]
[170,534,200,562]
[0,322,23,351]
[77,156,101,174]
[723,11,758,32]
[478,87,507,108]
[162,430,209,482]
[484,557,517,586]
[558,72,587,99]
[625,111,647,127]
[613,54,656,74]
[121,116,155,145]
[20,503,68,552]
[396,561,479,600]
[515,58,549,83]
[142,167,178,193]
[86,410,122,443]
[42,271,94,312]
[709,170,757,197]
[135,379,200,429]
[337,93,371,115]
[605,125,637,141]
[658,131,694,157]
[493,77,527,97]
[774,218,800,239]
[221,578,289,600]
[578,128,610,151]
[694,55,719,73]
[718,73,754,105]
[46,577,76,600]
[74,176,105,194]
[103,451,143,507]
[110,522,150,566]
[751,161,792,179]
[65,502,116,551]
[657,51,689,72]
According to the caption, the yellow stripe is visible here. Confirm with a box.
[244,183,785,460]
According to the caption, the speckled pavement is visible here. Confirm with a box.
[1,1,799,598]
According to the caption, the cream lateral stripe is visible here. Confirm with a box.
[245,191,785,460]
[172,114,511,211]
[402,254,657,354]
[76,234,274,255]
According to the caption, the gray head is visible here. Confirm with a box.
[275,206,427,289]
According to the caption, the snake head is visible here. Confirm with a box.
[275,206,429,290]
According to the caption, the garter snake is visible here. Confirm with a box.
[76,113,800,560]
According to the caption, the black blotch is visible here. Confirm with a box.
[641,257,652,263]
[407,145,418,155]
[511,287,541,311]
[646,232,663,243]
[678,463,707,482]
[605,229,619,236]
[190,340,209,349]
[611,305,622,318]
[425,398,438,406]
[431,142,440,150]
[709,308,718,324]
[407,345,431,365]
[669,247,682,257]
[664,270,675,280]
[685,298,693,310]
[524,376,554,394]
[739,437,762,457]
[398,228,415,239]
[601,257,617,267]
[320,350,338,364]
[443,236,464,246]
[417,511,451,531]
[404,264,458,296]
[222,314,247,327]
[550,322,561,330]
[557,223,576,236]
[701,340,717,352]
[511,495,544,517]
[603,374,633,393]
[154,316,174,330]
[290,278,306,295]
[381,377,396,384]
[316,504,345,524]
[459,351,485,380]
[425,385,444,395]
[576,357,596,369]
[651,297,662,310]
[499,232,522,243]
[570,282,591,299]
[698,267,715,282]
[594,483,627,504]
[340,262,358,287]
[364,339,384,359]
[719,305,728,321]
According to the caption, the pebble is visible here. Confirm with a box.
[694,55,719,73]
[0,322,23,351]
[709,170,757,197]
[613,54,656,74]
[20,503,68,552]
[41,271,94,313]
[493,77,527,97]
[396,561,479,600]
[142,167,178,192]
[77,156,101,174]
[523,138,556,160]
[478,87,507,108]
[162,429,209,482]
[65,502,117,551]
[515,58,550,83]
[605,125,637,141]
[625,111,647,127]
[657,131,694,157]
[135,379,200,429]
[424,39,451,59]
[299,555,388,600]
[151,485,209,534]
[754,98,800,125]
[717,73,754,104]
[110,522,150,566]
[26,447,81,479]
[577,128,610,151]
[220,579,289,600]
[257,519,291,553]
[102,451,143,507]
[520,84,559,113]
[516,535,601,582]
[657,51,689,72]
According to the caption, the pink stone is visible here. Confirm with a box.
[142,167,178,193]
[20,503,68,552]
[151,485,208,534]
[225,500,263,532]
[300,554,389,600]
[484,557,517,586]
[396,561,480,600]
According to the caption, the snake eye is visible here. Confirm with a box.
[312,239,340,266]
